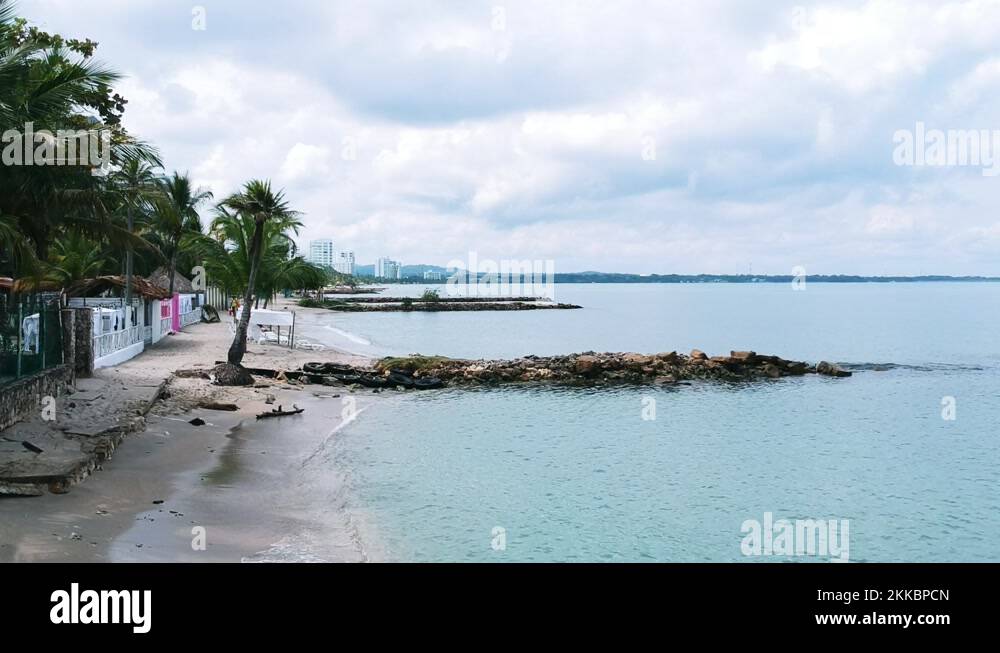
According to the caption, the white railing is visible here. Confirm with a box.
[160,316,173,335]
[142,325,153,343]
[93,326,142,360]
[179,309,201,328]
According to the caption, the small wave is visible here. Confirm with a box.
[323,324,372,347]
[242,535,330,563]
[299,401,371,468]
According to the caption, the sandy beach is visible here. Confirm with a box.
[0,300,386,563]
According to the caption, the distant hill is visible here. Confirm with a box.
[353,265,1000,283]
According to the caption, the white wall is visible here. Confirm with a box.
[93,340,144,369]
[150,299,166,344]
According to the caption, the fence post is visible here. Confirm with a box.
[16,301,22,380]
[40,302,45,369]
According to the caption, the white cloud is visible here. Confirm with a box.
[17,0,1000,274]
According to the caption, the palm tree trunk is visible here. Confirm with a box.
[168,245,177,296]
[125,203,133,306]
[227,216,265,365]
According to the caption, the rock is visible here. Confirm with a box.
[655,375,677,384]
[622,353,653,366]
[656,351,679,363]
[188,417,206,427]
[763,363,782,379]
[783,360,809,375]
[574,355,599,375]
[816,361,852,377]
[689,349,708,360]
[709,356,731,364]
[730,350,757,363]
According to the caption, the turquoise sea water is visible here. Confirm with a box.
[301,283,1000,562]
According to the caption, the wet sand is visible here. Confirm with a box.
[0,301,386,563]
[0,386,382,562]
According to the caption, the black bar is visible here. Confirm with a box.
[3,563,993,641]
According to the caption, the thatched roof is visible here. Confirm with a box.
[147,266,194,294]
[9,277,64,293]
[65,275,172,300]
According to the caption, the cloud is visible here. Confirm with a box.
[18,0,1000,274]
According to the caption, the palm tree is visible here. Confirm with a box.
[108,157,161,303]
[0,1,161,277]
[188,206,320,304]
[45,232,112,284]
[214,180,298,382]
[148,172,212,295]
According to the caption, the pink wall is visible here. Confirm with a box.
[171,293,180,332]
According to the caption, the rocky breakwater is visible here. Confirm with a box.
[375,351,853,386]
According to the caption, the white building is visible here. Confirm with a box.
[423,270,443,280]
[308,239,335,268]
[334,251,356,275]
[376,257,402,279]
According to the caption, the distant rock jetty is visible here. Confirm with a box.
[370,350,852,386]
[299,297,581,312]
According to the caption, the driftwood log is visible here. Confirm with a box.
[256,405,304,420]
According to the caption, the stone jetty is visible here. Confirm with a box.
[371,350,853,386]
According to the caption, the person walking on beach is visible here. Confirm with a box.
[229,297,241,319]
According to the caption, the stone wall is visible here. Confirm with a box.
[0,364,73,431]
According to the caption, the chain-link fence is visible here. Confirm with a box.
[0,293,64,387]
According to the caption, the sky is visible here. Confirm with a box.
[19,0,1000,275]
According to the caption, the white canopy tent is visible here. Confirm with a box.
[233,307,296,348]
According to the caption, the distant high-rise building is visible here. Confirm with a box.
[334,251,356,275]
[376,257,402,280]
[423,270,443,280]
[308,239,335,268]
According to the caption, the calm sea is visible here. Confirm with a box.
[297,283,1000,562]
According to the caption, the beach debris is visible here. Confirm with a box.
[21,441,43,454]
[175,369,211,379]
[256,404,304,420]
[265,394,275,404]
[197,401,239,411]
[188,417,206,426]
[201,304,221,323]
